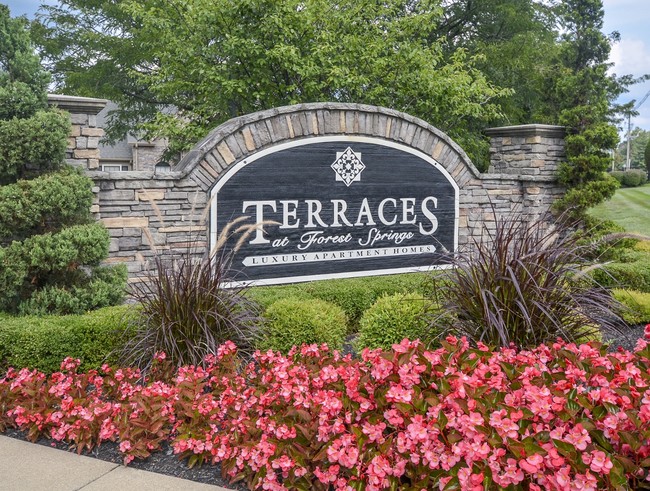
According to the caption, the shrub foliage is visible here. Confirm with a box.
[356,293,437,351]
[260,297,347,354]
[432,215,623,348]
[0,6,124,314]
[0,305,134,373]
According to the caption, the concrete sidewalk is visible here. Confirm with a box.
[0,435,231,490]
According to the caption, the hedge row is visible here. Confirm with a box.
[610,169,648,188]
[0,305,135,373]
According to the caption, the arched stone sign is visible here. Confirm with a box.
[210,136,459,284]
[72,101,564,282]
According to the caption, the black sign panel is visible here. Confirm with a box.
[211,137,458,285]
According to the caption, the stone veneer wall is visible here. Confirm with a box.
[54,101,565,283]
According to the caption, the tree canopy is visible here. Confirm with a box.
[34,0,515,165]
[33,0,634,212]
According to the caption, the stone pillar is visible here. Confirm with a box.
[48,94,108,217]
[484,124,566,178]
[48,94,108,171]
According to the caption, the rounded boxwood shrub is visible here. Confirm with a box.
[611,169,648,187]
[613,288,650,325]
[355,293,438,351]
[591,259,650,292]
[248,272,433,333]
[260,297,347,354]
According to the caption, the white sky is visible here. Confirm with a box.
[5,0,650,132]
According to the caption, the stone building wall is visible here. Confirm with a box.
[53,100,566,283]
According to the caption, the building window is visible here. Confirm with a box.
[155,162,172,173]
[101,164,131,172]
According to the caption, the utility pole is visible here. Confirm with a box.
[626,89,650,170]
[626,111,632,170]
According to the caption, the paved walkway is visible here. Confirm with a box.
[0,435,231,490]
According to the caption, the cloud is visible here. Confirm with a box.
[610,39,650,77]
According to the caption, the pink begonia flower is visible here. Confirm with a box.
[519,453,544,474]
[586,450,613,474]
[645,323,650,339]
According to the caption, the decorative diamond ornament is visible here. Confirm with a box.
[331,147,365,186]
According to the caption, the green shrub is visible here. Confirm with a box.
[610,169,648,188]
[621,170,642,187]
[570,217,637,262]
[121,253,262,370]
[248,272,433,331]
[355,293,439,351]
[0,168,94,242]
[260,297,347,354]
[612,289,650,325]
[610,170,624,185]
[591,259,650,293]
[0,224,120,314]
[0,12,123,316]
[17,264,127,315]
[634,240,650,253]
[0,305,135,373]
[0,110,69,184]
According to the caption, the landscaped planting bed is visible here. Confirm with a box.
[2,333,650,490]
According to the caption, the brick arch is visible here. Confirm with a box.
[177,102,480,191]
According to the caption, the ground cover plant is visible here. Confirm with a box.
[1,334,650,490]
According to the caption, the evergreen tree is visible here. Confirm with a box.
[0,5,126,315]
[549,0,625,217]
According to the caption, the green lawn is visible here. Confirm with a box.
[589,184,650,236]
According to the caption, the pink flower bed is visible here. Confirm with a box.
[2,332,650,491]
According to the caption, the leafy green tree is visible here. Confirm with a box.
[0,5,126,315]
[433,0,558,125]
[35,0,510,167]
[548,0,627,217]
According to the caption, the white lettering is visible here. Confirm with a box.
[331,199,354,227]
[355,198,376,226]
[400,198,416,225]
[419,197,438,235]
[305,199,328,228]
[242,200,276,244]
[378,198,397,226]
[279,200,300,229]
